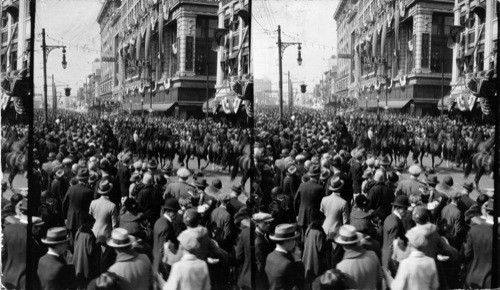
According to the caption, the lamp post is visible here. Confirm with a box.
[277,25,302,125]
[42,28,67,124]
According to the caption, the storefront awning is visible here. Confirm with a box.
[386,100,412,109]
[146,102,176,111]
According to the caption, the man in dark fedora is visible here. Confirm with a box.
[107,228,153,290]
[51,168,68,204]
[228,184,245,216]
[348,150,364,200]
[63,167,94,241]
[37,227,76,290]
[458,181,478,214]
[327,155,353,210]
[153,198,185,280]
[382,195,409,275]
[265,223,304,290]
[334,225,382,289]
[210,193,235,252]
[96,158,121,205]
[321,175,349,239]
[283,164,300,203]
[115,153,131,199]
[294,164,324,236]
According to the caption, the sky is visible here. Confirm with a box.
[252,0,339,91]
[34,0,102,95]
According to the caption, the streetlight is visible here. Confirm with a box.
[42,28,67,124]
[277,25,302,125]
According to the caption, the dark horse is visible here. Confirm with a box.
[395,135,411,167]
[464,152,494,189]
[230,144,252,190]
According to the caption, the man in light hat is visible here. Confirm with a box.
[384,227,439,290]
[283,164,300,203]
[50,168,68,203]
[204,178,223,199]
[395,164,423,197]
[89,179,118,245]
[294,164,325,235]
[321,175,349,239]
[163,230,211,290]
[265,223,304,290]
[107,228,153,290]
[334,225,382,289]
[37,227,76,290]
[252,212,274,289]
[164,167,195,200]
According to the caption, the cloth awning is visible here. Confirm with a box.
[145,102,176,111]
[386,100,412,109]
[202,98,220,113]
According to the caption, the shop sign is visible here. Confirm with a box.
[362,57,385,64]
[127,59,151,67]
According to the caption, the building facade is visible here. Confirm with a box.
[1,0,30,73]
[98,0,219,119]
[210,0,251,116]
[447,0,497,116]
[334,0,455,116]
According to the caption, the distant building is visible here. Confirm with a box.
[254,78,271,104]
[1,0,30,73]
[211,0,251,116]
[334,0,455,116]
[97,0,219,118]
[447,0,497,116]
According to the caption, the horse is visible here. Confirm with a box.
[380,135,393,165]
[427,137,443,169]
[442,137,456,168]
[5,149,28,187]
[207,139,222,171]
[410,135,424,165]
[396,135,411,167]
[194,136,210,170]
[464,151,494,189]
[163,137,176,169]
[177,139,195,169]
[220,139,235,173]
[454,138,469,170]
[230,144,253,191]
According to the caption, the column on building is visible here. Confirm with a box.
[451,0,461,83]
[216,2,225,86]
[413,11,432,74]
[178,13,196,76]
[483,0,493,70]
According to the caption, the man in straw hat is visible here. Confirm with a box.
[107,228,153,290]
[63,167,94,240]
[252,212,275,289]
[164,167,195,200]
[163,230,211,290]
[37,227,76,290]
[90,179,117,242]
[334,224,382,289]
[321,175,349,240]
[395,164,423,197]
[265,224,304,290]
[294,164,325,235]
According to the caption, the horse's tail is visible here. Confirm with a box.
[464,153,474,178]
[230,156,240,181]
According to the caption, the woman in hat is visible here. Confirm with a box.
[302,211,331,288]
[73,213,101,289]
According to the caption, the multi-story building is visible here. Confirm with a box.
[98,0,219,118]
[211,0,251,116]
[1,0,30,73]
[334,0,455,116]
[446,0,497,115]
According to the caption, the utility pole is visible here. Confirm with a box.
[206,63,209,126]
[42,29,48,124]
[278,25,283,125]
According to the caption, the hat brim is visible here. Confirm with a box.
[106,235,136,248]
[41,236,71,245]
[269,231,300,241]
[328,180,344,191]
[392,202,409,208]
[98,188,113,195]
[334,232,363,245]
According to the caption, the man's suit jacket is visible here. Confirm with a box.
[115,163,131,197]
[464,223,493,288]
[348,161,363,194]
[325,171,354,208]
[283,173,300,203]
[164,181,196,200]
[89,196,117,243]
[441,203,465,247]
[381,213,407,270]
[51,178,68,202]
[2,222,27,290]
[210,206,234,247]
[63,183,94,231]
[265,250,304,290]
[37,253,76,290]
[294,180,324,227]
[152,215,178,275]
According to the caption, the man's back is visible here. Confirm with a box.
[336,247,380,289]
[108,251,152,290]
[320,194,348,238]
